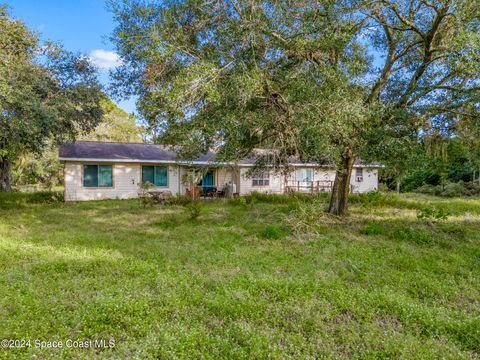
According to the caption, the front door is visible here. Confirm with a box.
[201,171,215,189]
[200,170,214,189]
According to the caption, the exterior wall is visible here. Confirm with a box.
[64,161,379,200]
[285,166,378,194]
[286,167,336,192]
[215,167,233,192]
[238,167,283,195]
[350,167,379,193]
[178,166,235,194]
[64,162,180,201]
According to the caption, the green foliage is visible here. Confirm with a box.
[414,181,480,198]
[1,195,480,357]
[164,194,192,206]
[392,227,432,245]
[110,0,480,217]
[361,222,385,235]
[184,201,203,220]
[348,192,402,207]
[260,225,285,240]
[80,97,145,142]
[284,198,334,234]
[0,191,63,209]
[417,206,449,221]
[0,7,103,191]
[138,181,155,208]
[229,196,248,208]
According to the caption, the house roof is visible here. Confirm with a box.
[59,141,383,167]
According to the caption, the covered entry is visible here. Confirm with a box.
[198,170,216,197]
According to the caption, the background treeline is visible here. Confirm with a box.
[11,97,146,190]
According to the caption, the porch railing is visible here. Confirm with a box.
[285,180,333,193]
[285,181,358,194]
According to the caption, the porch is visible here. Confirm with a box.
[285,181,357,194]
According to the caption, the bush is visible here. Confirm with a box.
[229,196,248,207]
[441,182,469,197]
[360,222,384,235]
[184,201,203,220]
[393,226,432,244]
[165,194,191,206]
[0,191,63,208]
[260,225,285,239]
[284,199,340,234]
[417,205,449,221]
[414,181,480,197]
[138,182,155,207]
[414,184,442,196]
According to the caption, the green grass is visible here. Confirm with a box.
[0,193,479,358]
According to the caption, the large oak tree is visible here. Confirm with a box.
[0,7,104,191]
[110,0,479,215]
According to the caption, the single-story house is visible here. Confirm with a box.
[59,141,382,201]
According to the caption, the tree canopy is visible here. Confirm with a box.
[80,97,146,143]
[0,6,104,191]
[110,0,479,214]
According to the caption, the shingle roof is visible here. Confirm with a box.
[59,141,217,163]
[59,141,383,167]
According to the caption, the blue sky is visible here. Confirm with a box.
[8,0,136,114]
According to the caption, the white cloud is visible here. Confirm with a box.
[88,49,122,70]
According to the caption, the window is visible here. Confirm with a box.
[356,168,363,177]
[296,169,313,182]
[142,166,168,186]
[83,165,113,187]
[252,171,269,186]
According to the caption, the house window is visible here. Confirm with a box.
[296,169,313,182]
[83,165,113,187]
[252,171,269,186]
[356,168,363,177]
[142,166,168,187]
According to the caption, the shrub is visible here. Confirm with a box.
[414,181,480,197]
[393,227,432,244]
[360,222,384,235]
[260,225,285,239]
[229,196,248,207]
[414,184,442,196]
[284,199,339,234]
[165,194,191,206]
[184,201,203,220]
[441,182,468,197]
[138,182,155,207]
[0,191,63,209]
[417,205,449,221]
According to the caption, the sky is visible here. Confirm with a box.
[8,0,137,114]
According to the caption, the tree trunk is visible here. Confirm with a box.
[396,180,401,194]
[328,148,355,216]
[0,158,12,192]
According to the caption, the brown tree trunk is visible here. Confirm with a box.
[0,158,12,192]
[328,148,355,216]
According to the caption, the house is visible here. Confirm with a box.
[59,141,381,201]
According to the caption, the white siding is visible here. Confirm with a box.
[286,168,336,191]
[238,167,283,195]
[177,166,235,194]
[64,162,180,201]
[64,162,379,200]
[350,167,378,193]
[216,168,233,190]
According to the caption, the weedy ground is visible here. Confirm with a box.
[0,192,479,359]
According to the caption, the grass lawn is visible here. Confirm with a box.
[0,193,479,359]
